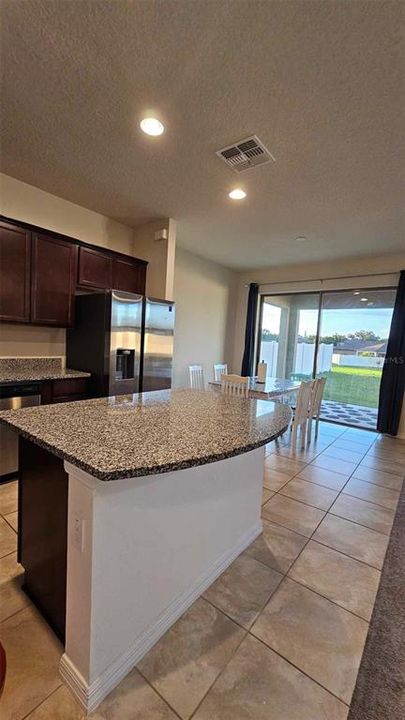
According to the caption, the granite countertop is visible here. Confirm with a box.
[0,389,291,481]
[0,357,90,385]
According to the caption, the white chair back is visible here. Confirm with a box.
[189,364,205,390]
[221,374,249,398]
[291,380,313,451]
[311,377,326,417]
[213,363,228,381]
[307,377,327,442]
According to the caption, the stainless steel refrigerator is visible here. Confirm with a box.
[66,291,175,397]
[143,297,175,392]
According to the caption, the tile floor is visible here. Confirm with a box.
[0,422,404,720]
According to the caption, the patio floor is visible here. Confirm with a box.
[320,399,378,430]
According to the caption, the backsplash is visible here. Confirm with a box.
[0,357,63,374]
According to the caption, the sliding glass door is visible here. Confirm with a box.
[258,294,320,381]
[257,287,396,429]
[315,289,396,428]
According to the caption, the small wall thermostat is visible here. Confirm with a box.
[154,228,168,242]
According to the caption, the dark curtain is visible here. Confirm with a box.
[241,283,259,376]
[377,270,405,435]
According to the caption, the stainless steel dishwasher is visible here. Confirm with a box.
[0,383,41,479]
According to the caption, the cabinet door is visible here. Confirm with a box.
[77,246,112,289]
[112,258,146,294]
[31,233,78,326]
[0,221,31,322]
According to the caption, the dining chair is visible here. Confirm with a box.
[307,377,327,443]
[189,364,205,390]
[213,363,228,382]
[290,380,313,452]
[221,374,249,398]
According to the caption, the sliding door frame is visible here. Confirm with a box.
[255,286,396,430]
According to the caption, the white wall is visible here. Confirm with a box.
[172,248,237,388]
[132,219,176,300]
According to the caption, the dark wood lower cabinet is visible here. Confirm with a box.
[18,438,68,642]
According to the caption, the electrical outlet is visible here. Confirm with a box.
[73,514,84,552]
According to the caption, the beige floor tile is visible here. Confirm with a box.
[263,467,292,491]
[330,494,395,535]
[203,553,282,629]
[251,578,368,704]
[262,495,325,537]
[310,455,358,476]
[0,552,30,622]
[244,519,307,574]
[4,511,18,532]
[0,480,18,515]
[274,443,327,461]
[333,438,374,452]
[297,465,350,489]
[264,454,307,475]
[359,456,404,477]
[289,540,380,620]
[0,605,63,720]
[26,668,180,720]
[321,446,365,463]
[313,514,388,570]
[0,516,17,558]
[24,686,84,720]
[193,633,348,720]
[137,597,245,719]
[262,488,273,505]
[352,464,403,491]
[342,430,376,444]
[280,477,339,510]
[343,477,400,511]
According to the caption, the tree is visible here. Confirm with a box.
[261,329,279,341]
[347,330,381,341]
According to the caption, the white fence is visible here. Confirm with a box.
[332,353,384,369]
[260,341,385,375]
[260,342,333,376]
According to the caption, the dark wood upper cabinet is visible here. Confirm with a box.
[0,221,31,322]
[31,233,78,327]
[77,246,112,289]
[113,257,146,294]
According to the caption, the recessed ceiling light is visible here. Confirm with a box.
[353,291,360,295]
[229,188,246,200]
[140,117,165,136]
[367,302,374,306]
[360,297,368,302]
[295,236,307,242]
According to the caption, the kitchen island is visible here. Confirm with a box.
[0,388,291,711]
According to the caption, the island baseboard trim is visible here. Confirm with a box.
[59,519,262,711]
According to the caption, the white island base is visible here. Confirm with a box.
[59,446,265,711]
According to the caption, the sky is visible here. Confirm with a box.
[262,304,394,338]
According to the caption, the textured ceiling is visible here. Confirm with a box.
[0,0,404,269]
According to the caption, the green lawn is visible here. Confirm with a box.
[320,365,382,408]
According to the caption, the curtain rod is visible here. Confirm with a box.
[243,270,399,288]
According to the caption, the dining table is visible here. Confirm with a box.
[209,376,301,401]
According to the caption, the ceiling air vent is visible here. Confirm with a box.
[216,135,275,173]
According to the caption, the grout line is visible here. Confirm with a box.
[328,511,392,537]
[135,665,185,720]
[308,536,385,572]
[20,683,64,720]
[248,629,350,708]
[286,566,375,623]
